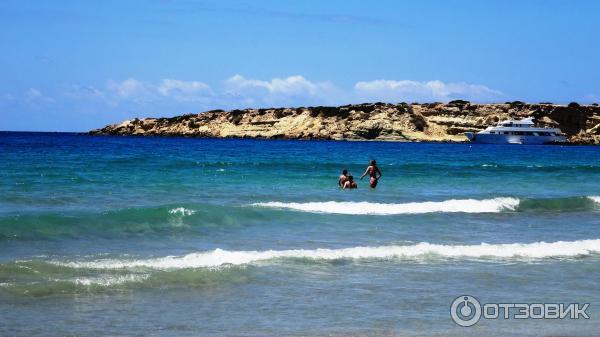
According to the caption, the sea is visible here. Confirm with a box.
[1,131,599,336]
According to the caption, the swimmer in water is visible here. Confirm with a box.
[343,175,357,189]
[338,169,349,187]
[360,159,382,188]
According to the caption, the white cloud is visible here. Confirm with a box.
[157,79,212,102]
[224,74,342,106]
[226,74,318,95]
[103,78,213,104]
[59,76,503,113]
[1,93,16,101]
[63,85,119,108]
[26,88,42,99]
[106,78,152,102]
[65,85,105,99]
[25,88,55,104]
[354,79,502,102]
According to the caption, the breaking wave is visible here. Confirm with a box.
[589,196,600,203]
[72,274,150,286]
[53,239,600,270]
[3,239,598,296]
[168,207,196,216]
[253,198,521,215]
[253,196,600,215]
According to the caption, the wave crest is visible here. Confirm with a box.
[73,274,150,286]
[253,198,520,215]
[168,207,196,216]
[52,239,600,270]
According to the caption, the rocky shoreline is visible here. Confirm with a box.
[90,101,600,144]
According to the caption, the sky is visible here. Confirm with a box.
[1,0,599,132]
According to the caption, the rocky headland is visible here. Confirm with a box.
[90,101,600,144]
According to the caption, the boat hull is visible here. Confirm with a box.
[467,133,567,145]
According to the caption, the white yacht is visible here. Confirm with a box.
[464,117,567,144]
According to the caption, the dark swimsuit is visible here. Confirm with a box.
[369,166,379,188]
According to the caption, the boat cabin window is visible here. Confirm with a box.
[525,132,533,136]
[513,131,524,135]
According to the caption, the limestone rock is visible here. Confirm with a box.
[89,102,600,144]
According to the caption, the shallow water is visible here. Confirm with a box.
[1,132,599,336]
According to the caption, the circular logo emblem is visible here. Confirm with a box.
[450,295,482,327]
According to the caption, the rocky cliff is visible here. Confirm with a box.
[90,101,600,144]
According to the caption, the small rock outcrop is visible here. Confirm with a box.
[90,102,600,144]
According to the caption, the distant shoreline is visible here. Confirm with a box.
[88,101,600,145]
[0,131,595,146]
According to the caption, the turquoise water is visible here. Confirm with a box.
[1,132,600,336]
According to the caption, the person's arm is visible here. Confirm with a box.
[342,181,349,189]
[360,166,370,180]
[376,167,382,179]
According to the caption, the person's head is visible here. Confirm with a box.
[370,160,376,166]
[348,175,354,182]
[342,169,348,176]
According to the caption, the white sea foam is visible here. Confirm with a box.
[73,274,149,286]
[168,207,196,216]
[252,198,520,215]
[588,196,600,204]
[54,239,600,270]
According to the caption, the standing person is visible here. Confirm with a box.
[338,169,349,187]
[343,175,358,189]
[360,160,382,188]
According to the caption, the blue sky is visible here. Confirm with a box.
[1,0,599,131]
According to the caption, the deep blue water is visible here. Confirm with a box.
[1,132,599,336]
